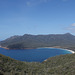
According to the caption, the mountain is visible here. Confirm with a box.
[0,53,75,75]
[0,33,75,49]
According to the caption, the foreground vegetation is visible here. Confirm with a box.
[0,53,75,75]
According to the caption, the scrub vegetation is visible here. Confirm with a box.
[0,53,75,75]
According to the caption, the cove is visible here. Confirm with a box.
[0,48,72,62]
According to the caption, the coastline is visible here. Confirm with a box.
[0,46,36,50]
[0,46,75,62]
[0,46,75,54]
[41,47,75,54]
[0,46,9,50]
[62,49,75,54]
[43,47,75,62]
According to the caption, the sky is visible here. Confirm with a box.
[0,0,75,40]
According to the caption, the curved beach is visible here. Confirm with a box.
[43,47,75,54]
[63,49,75,54]
[43,47,75,62]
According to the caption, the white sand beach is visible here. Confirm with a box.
[44,47,75,62]
[42,47,75,54]
[63,49,75,54]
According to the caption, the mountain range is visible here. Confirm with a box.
[0,33,75,49]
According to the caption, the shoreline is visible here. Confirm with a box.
[62,49,75,54]
[0,46,36,50]
[0,46,75,54]
[0,46,75,62]
[40,47,75,54]
[0,46,9,50]
[43,47,75,62]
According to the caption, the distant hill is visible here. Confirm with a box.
[0,53,75,75]
[0,33,75,49]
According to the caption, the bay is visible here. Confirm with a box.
[0,48,72,62]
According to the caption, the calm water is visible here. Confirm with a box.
[0,48,72,62]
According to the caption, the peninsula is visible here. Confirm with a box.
[0,33,75,51]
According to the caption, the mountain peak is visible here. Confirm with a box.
[64,33,73,36]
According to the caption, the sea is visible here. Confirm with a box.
[0,48,72,62]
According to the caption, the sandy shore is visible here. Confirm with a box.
[0,46,75,53]
[62,49,75,54]
[43,47,75,62]
[0,46,9,50]
[42,47,75,54]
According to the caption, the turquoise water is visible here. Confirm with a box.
[0,48,72,62]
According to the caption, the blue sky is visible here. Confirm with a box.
[0,0,75,40]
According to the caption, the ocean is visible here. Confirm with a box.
[0,48,72,62]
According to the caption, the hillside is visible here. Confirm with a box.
[0,53,75,75]
[0,33,75,49]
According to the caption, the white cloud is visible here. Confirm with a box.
[26,0,50,6]
[66,23,75,33]
[26,0,69,6]
[71,23,75,26]
[26,1,31,6]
